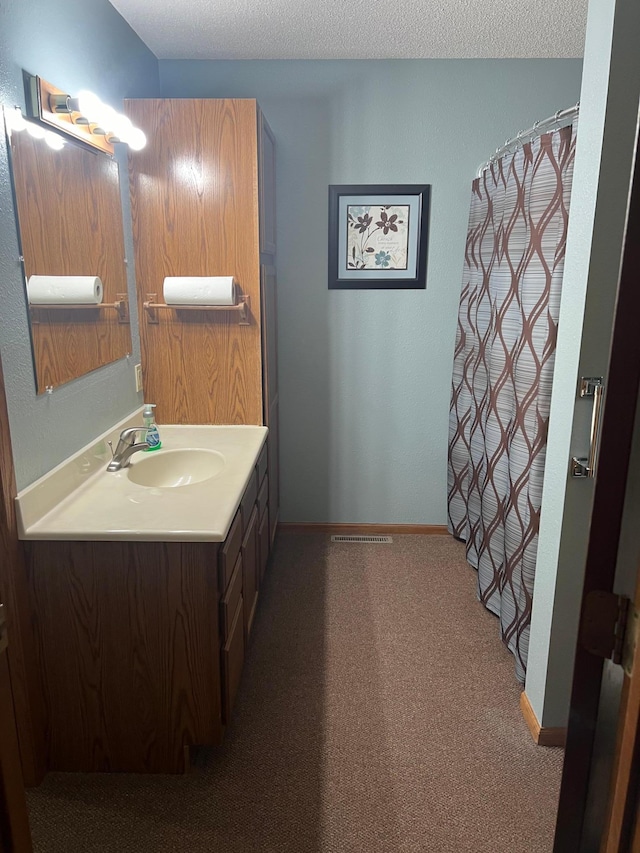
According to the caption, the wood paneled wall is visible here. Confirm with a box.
[125,99,263,425]
[9,132,132,393]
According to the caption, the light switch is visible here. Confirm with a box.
[135,363,143,393]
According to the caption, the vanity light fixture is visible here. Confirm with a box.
[44,130,65,150]
[25,121,46,140]
[4,106,66,150]
[5,106,27,133]
[23,73,146,155]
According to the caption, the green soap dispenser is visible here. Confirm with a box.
[143,403,162,451]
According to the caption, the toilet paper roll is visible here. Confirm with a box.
[27,275,103,305]
[163,276,236,306]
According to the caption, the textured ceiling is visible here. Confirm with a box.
[107,0,587,60]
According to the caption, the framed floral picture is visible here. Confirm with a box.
[328,184,430,289]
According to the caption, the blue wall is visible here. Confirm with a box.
[161,59,583,523]
[0,0,159,489]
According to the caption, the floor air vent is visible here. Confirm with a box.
[331,535,393,543]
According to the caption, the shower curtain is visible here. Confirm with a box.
[447,122,577,682]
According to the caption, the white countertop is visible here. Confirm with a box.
[16,417,268,542]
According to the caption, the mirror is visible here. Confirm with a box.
[5,111,132,393]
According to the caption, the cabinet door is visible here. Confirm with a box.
[258,111,276,257]
[240,470,258,531]
[261,264,278,416]
[257,444,268,489]
[219,510,242,595]
[242,507,259,641]
[257,473,268,523]
[219,553,243,640]
[221,597,244,725]
[28,540,223,773]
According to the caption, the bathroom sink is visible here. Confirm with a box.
[126,448,226,488]
[17,424,268,541]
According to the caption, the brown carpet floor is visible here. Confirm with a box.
[27,534,563,852]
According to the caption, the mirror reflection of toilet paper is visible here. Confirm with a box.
[27,275,103,304]
[163,276,236,306]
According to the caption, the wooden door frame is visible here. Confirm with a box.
[599,555,640,851]
[554,115,640,850]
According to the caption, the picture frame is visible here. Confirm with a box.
[328,184,430,290]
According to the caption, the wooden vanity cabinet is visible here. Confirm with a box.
[26,540,223,774]
[221,598,244,725]
[219,510,243,593]
[242,507,259,642]
[26,441,272,774]
[219,553,242,639]
[255,444,271,585]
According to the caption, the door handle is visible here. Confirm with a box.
[571,377,605,478]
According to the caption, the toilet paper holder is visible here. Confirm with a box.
[143,290,251,326]
[29,293,129,324]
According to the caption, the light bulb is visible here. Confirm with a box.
[77,90,102,124]
[44,131,64,150]
[26,122,46,139]
[112,113,133,141]
[97,104,118,133]
[127,127,147,151]
[6,108,27,132]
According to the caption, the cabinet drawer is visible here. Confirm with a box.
[257,474,268,521]
[240,470,258,530]
[257,443,268,486]
[258,507,269,585]
[219,510,242,595]
[221,596,244,725]
[220,553,243,641]
[242,506,259,641]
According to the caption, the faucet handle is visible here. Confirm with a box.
[119,426,146,444]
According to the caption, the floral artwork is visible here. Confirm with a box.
[328,185,430,289]
[346,205,410,270]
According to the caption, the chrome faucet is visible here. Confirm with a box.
[107,427,150,471]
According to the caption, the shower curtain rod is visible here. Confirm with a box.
[476,102,580,177]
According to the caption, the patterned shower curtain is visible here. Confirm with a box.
[447,122,577,682]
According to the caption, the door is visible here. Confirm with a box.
[599,565,640,852]
[554,108,640,851]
